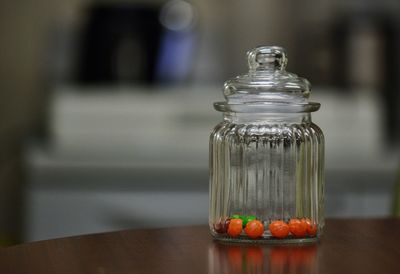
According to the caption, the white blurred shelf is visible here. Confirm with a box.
[29,85,398,171]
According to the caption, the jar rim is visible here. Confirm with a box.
[213,101,320,113]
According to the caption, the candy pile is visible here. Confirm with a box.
[214,215,317,239]
[269,219,317,238]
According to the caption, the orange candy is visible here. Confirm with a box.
[244,220,264,238]
[288,218,308,237]
[269,220,290,238]
[228,218,243,237]
[303,218,318,236]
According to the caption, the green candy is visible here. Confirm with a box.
[241,215,257,227]
[231,214,241,219]
[230,214,257,227]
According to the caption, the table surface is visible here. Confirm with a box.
[1,219,400,274]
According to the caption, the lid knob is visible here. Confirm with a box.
[247,46,287,71]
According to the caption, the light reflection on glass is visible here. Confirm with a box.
[208,242,319,274]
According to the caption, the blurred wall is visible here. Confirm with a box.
[0,0,87,244]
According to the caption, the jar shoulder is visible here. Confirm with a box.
[210,121,324,136]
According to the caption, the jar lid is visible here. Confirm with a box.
[214,46,320,113]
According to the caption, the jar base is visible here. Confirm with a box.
[212,235,319,245]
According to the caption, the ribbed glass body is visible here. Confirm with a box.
[209,113,324,243]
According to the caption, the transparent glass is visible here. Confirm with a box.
[209,46,325,244]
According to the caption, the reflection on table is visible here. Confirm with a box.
[208,242,319,274]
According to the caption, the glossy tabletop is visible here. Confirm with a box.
[1,219,400,274]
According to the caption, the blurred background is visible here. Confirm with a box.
[0,0,400,245]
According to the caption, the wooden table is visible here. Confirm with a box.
[1,219,400,274]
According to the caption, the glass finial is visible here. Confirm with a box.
[247,46,288,71]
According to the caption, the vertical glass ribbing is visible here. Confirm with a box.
[209,119,324,242]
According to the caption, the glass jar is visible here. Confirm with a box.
[209,46,324,244]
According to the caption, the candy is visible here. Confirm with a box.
[214,218,231,234]
[241,215,257,227]
[227,218,243,237]
[269,220,290,238]
[218,215,317,239]
[288,218,308,237]
[303,218,317,236]
[244,220,264,238]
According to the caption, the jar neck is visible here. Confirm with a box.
[223,112,312,124]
